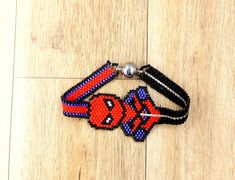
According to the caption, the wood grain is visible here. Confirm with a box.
[14,0,147,78]
[9,79,146,180]
[0,1,16,179]
[147,0,235,179]
[2,0,235,179]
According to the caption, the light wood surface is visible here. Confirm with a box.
[1,0,235,179]
[0,0,16,179]
[14,0,147,78]
[147,0,235,180]
[10,79,145,180]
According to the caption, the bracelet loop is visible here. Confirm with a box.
[61,61,190,142]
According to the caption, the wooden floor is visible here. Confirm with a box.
[1,0,235,179]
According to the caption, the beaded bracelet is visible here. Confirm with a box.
[61,61,190,142]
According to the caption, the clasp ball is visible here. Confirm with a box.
[122,63,137,78]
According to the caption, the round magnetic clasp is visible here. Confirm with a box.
[122,63,137,78]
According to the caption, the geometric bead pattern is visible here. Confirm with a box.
[88,86,161,142]
[61,61,190,142]
[121,86,161,141]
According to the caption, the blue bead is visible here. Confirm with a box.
[125,92,135,104]
[138,87,147,100]
[134,129,146,141]
[122,123,133,135]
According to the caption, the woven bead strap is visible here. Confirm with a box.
[61,61,190,141]
[139,65,190,125]
[61,61,118,118]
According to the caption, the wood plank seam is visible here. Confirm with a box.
[7,0,17,179]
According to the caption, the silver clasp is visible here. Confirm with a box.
[113,62,143,78]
